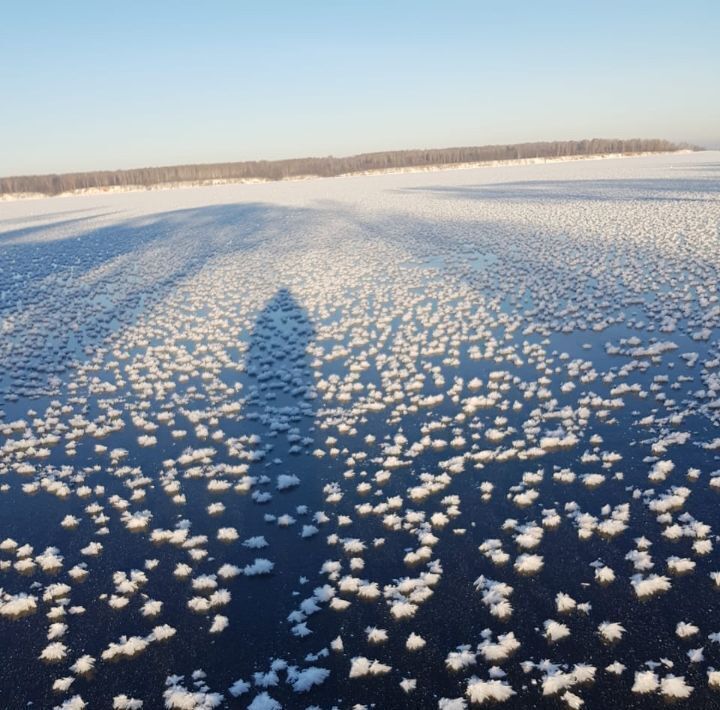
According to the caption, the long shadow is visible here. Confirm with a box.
[402,176,720,203]
[0,206,101,227]
[169,287,329,708]
[0,211,121,239]
[0,202,316,399]
[0,287,326,709]
[0,201,281,280]
[242,287,317,451]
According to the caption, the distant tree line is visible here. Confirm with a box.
[0,138,699,196]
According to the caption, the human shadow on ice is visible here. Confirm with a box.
[0,202,314,399]
[241,286,318,460]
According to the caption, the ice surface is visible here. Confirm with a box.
[1,151,720,707]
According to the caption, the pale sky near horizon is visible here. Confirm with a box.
[1,0,718,175]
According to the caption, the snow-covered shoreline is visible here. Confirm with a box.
[0,149,695,201]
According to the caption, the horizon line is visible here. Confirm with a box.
[1,137,703,181]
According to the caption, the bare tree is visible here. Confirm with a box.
[0,139,698,196]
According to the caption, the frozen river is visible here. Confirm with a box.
[1,151,720,709]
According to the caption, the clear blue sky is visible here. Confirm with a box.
[1,1,718,175]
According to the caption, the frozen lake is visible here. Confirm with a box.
[1,151,720,709]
